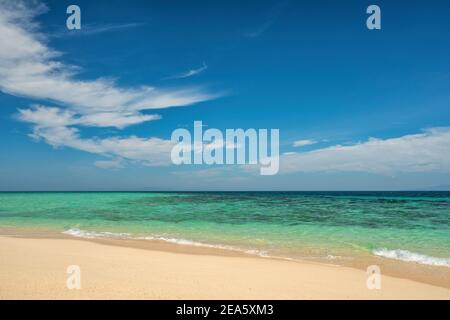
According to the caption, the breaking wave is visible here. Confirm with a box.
[373,248,450,267]
[62,228,270,257]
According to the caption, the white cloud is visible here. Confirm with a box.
[18,105,163,129]
[79,112,161,129]
[0,1,217,129]
[281,128,450,174]
[292,139,317,147]
[165,62,208,80]
[18,105,75,127]
[0,0,220,168]
[30,125,174,166]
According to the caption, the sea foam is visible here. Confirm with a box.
[62,228,269,257]
[63,228,131,239]
[373,248,450,267]
[63,229,450,267]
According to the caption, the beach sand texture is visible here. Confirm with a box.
[1,236,449,300]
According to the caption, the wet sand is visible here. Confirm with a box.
[0,231,449,299]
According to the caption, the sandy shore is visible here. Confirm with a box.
[0,235,449,299]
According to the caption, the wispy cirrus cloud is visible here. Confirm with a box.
[244,1,289,38]
[236,128,450,177]
[292,139,317,147]
[51,22,145,38]
[0,1,217,128]
[164,62,208,80]
[0,0,219,167]
[281,128,450,174]
[17,105,162,129]
[29,124,175,167]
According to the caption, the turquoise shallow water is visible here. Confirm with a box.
[0,192,449,266]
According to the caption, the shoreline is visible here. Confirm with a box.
[0,229,449,299]
[1,226,450,290]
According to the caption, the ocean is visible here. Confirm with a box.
[0,191,449,267]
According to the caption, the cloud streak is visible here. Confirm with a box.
[0,1,217,129]
[30,124,174,166]
[281,128,450,174]
[244,1,289,38]
[292,139,317,147]
[0,0,219,168]
[18,105,161,129]
[164,62,208,80]
[51,22,145,38]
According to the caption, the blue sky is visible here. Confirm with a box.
[1,0,450,190]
